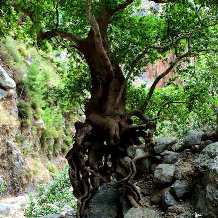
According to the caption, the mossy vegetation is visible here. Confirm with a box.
[0,36,75,157]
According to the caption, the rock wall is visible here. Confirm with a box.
[0,64,28,195]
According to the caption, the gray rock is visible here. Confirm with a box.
[183,130,204,147]
[154,137,177,154]
[171,142,185,152]
[170,180,190,199]
[162,188,177,208]
[124,208,161,218]
[193,142,218,217]
[62,206,76,218]
[85,183,122,218]
[154,164,175,185]
[0,203,10,216]
[33,119,45,129]
[65,209,76,218]
[161,151,179,164]
[200,142,218,159]
[0,65,16,90]
[0,88,7,100]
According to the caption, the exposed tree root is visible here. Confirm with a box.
[66,114,156,217]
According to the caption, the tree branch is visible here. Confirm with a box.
[37,30,82,44]
[140,52,191,112]
[86,0,113,74]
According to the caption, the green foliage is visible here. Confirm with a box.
[127,53,218,137]
[0,179,7,196]
[25,167,76,217]
[0,0,217,143]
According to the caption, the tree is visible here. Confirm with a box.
[1,0,218,216]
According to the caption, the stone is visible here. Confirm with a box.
[0,203,10,216]
[200,142,218,159]
[161,188,177,209]
[85,183,122,218]
[193,142,218,218]
[183,130,204,147]
[33,119,45,129]
[61,205,76,218]
[171,142,184,152]
[0,65,16,90]
[170,180,190,199]
[154,137,177,154]
[0,89,7,100]
[154,164,175,185]
[124,208,161,218]
[161,151,179,164]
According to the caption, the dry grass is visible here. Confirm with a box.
[0,103,18,127]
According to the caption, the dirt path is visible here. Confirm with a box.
[0,195,28,218]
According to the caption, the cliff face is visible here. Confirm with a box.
[0,63,29,194]
[145,54,176,88]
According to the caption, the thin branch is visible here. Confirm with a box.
[140,52,191,112]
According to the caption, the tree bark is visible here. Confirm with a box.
[65,30,155,217]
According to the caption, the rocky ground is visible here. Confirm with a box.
[43,130,218,218]
[0,195,28,218]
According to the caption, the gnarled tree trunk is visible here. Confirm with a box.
[66,31,155,217]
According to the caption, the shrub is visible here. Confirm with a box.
[25,167,76,217]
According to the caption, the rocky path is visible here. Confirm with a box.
[0,195,28,218]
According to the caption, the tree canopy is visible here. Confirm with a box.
[1,1,217,217]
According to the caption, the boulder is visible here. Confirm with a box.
[198,142,218,164]
[161,188,177,209]
[85,183,122,218]
[170,180,190,199]
[161,151,179,164]
[33,119,45,129]
[154,164,175,185]
[193,142,218,218]
[154,137,177,154]
[183,130,204,147]
[0,65,16,90]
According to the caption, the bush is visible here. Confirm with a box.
[25,167,76,217]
